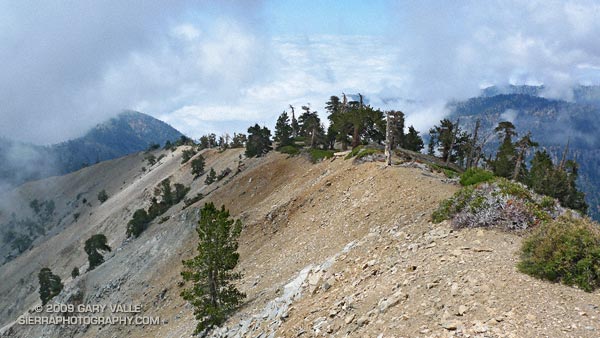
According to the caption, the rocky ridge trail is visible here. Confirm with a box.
[2,149,600,338]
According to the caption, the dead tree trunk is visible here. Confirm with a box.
[385,112,393,166]
[559,138,570,171]
[512,149,524,181]
[445,118,460,167]
[467,119,480,169]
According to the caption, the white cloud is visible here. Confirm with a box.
[172,24,201,41]
[3,1,600,144]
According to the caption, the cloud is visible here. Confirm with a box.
[0,1,268,144]
[2,1,600,144]
[501,109,518,123]
[389,0,600,103]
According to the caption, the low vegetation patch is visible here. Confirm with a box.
[181,148,198,164]
[183,193,204,209]
[126,178,190,238]
[97,189,108,203]
[519,214,600,292]
[308,149,335,163]
[278,145,301,156]
[345,146,381,160]
[432,178,564,231]
[460,168,494,186]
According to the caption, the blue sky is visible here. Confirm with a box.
[264,0,390,35]
[1,0,600,144]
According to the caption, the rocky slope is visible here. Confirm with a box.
[1,147,600,338]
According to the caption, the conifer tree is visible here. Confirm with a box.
[181,203,245,335]
[230,133,247,148]
[205,168,217,185]
[298,107,323,149]
[191,155,206,179]
[199,135,210,149]
[126,209,149,238]
[274,112,293,148]
[289,105,299,138]
[428,119,458,162]
[84,234,111,270]
[492,121,517,178]
[245,124,272,157]
[404,125,424,152]
[39,268,63,305]
[391,111,405,149]
[512,132,537,181]
[528,150,588,213]
[326,95,352,150]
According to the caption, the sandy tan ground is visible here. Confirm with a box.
[2,148,600,338]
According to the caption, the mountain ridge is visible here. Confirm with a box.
[0,111,184,189]
[2,147,600,337]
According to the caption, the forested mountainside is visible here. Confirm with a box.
[448,92,600,220]
[0,111,183,188]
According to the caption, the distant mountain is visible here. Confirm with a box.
[0,111,184,188]
[481,84,600,106]
[447,91,600,220]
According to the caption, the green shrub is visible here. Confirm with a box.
[460,168,494,186]
[182,148,197,164]
[432,178,564,231]
[443,168,459,179]
[519,214,600,292]
[71,267,80,279]
[184,193,204,209]
[344,146,381,160]
[205,168,217,185]
[345,146,364,159]
[309,149,335,163]
[84,234,111,270]
[145,154,157,166]
[38,268,63,305]
[147,143,160,151]
[97,190,109,203]
[431,186,476,223]
[278,145,300,156]
[127,209,150,238]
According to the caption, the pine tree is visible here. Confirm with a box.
[274,112,293,148]
[39,268,63,305]
[191,155,206,179]
[298,107,323,149]
[404,126,424,152]
[326,95,352,151]
[126,209,149,238]
[181,203,246,335]
[527,150,588,213]
[391,111,405,149]
[428,119,458,162]
[199,135,210,149]
[230,133,247,148]
[245,124,272,157]
[71,267,80,279]
[84,234,111,270]
[512,132,537,181]
[289,105,299,138]
[492,121,517,178]
[205,168,217,185]
[97,190,109,203]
